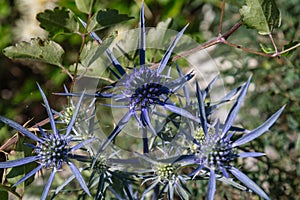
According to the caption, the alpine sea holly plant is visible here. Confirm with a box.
[175,78,285,200]
[0,85,94,199]
[0,0,298,199]
[72,3,199,156]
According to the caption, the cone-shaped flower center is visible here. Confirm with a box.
[117,66,170,110]
[93,156,108,174]
[131,82,169,108]
[62,106,74,124]
[36,134,71,169]
[156,163,177,180]
[200,133,236,170]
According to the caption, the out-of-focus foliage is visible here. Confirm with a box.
[219,1,300,199]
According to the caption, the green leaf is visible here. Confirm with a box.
[75,0,93,14]
[240,0,281,35]
[6,135,37,187]
[0,189,8,200]
[0,151,6,183]
[36,7,79,37]
[80,37,114,68]
[147,18,172,49]
[97,9,133,26]
[17,135,37,186]
[71,36,114,78]
[281,41,299,57]
[86,9,133,32]
[259,43,275,54]
[0,184,21,200]
[3,38,64,66]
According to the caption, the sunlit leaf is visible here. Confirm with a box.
[75,0,93,14]
[6,151,26,186]
[36,7,79,37]
[147,18,172,50]
[80,36,114,68]
[3,38,64,66]
[240,0,281,35]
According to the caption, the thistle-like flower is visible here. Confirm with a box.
[88,155,139,200]
[135,151,190,200]
[177,78,285,200]
[53,85,96,139]
[69,3,198,154]
[157,74,244,143]
[0,84,94,200]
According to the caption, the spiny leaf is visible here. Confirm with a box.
[240,0,281,35]
[36,7,79,37]
[75,0,93,14]
[3,38,64,66]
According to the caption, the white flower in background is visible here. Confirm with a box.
[13,0,57,41]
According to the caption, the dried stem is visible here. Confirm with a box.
[220,39,275,57]
[277,42,300,56]
[268,33,278,54]
[72,0,96,89]
[58,64,74,79]
[169,21,243,64]
[219,0,226,34]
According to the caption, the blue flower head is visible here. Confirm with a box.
[75,3,198,154]
[178,78,285,200]
[132,151,190,200]
[0,84,94,200]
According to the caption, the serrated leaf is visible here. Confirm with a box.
[86,9,134,32]
[75,0,93,14]
[96,9,134,27]
[281,41,299,57]
[3,38,64,66]
[36,7,79,37]
[240,0,281,35]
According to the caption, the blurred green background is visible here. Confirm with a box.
[0,0,299,199]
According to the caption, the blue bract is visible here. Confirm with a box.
[35,3,286,199]
[73,3,198,154]
[0,84,94,200]
[176,77,285,200]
